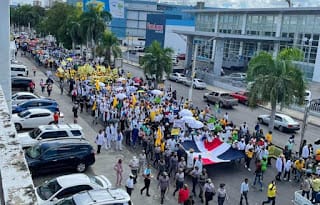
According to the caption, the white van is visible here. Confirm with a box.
[11,64,28,77]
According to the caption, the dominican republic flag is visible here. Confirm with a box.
[181,138,245,165]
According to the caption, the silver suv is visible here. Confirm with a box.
[18,124,84,149]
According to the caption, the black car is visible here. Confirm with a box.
[12,76,32,91]
[25,138,95,175]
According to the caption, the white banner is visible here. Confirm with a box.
[173,119,185,130]
[109,0,124,19]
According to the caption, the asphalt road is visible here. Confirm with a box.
[19,55,308,205]
[122,62,320,152]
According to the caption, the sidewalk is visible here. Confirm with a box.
[123,58,320,126]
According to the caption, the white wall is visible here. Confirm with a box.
[164,24,194,54]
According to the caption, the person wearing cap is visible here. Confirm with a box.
[204,178,215,205]
[217,183,228,205]
[198,168,208,203]
[178,184,190,205]
[158,171,170,204]
[173,168,185,196]
[125,174,134,205]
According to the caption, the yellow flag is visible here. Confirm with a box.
[95,80,100,91]
[113,97,118,108]
[92,101,96,111]
[131,94,137,106]
[155,127,162,146]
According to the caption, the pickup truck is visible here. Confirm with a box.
[203,91,238,108]
[230,91,249,105]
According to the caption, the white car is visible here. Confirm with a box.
[54,188,131,205]
[18,123,83,149]
[12,92,43,105]
[257,113,300,132]
[35,174,112,205]
[225,72,247,81]
[169,73,187,83]
[12,108,63,131]
[183,78,207,89]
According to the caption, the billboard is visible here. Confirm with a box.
[83,0,124,19]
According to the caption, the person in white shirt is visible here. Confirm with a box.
[105,124,112,149]
[301,144,310,160]
[194,155,203,173]
[95,129,105,154]
[240,178,249,205]
[283,159,292,181]
[125,174,134,205]
[116,130,123,151]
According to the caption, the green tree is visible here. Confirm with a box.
[97,30,121,64]
[247,48,306,131]
[10,5,45,31]
[79,5,112,57]
[141,41,173,88]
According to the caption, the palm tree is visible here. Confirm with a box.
[97,30,122,65]
[79,5,111,57]
[141,41,173,88]
[247,48,306,131]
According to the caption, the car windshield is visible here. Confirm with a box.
[283,116,295,123]
[29,128,42,139]
[180,74,185,77]
[37,179,62,200]
[89,176,103,187]
[17,110,31,118]
[26,145,41,159]
[197,79,204,83]
[12,93,18,99]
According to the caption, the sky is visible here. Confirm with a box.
[10,0,320,7]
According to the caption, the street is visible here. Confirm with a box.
[122,62,320,152]
[17,55,306,205]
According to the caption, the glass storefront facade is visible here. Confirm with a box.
[193,10,320,80]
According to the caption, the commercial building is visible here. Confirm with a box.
[175,7,320,82]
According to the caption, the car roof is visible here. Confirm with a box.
[21,98,56,103]
[56,174,91,188]
[11,76,32,80]
[13,92,36,96]
[23,108,53,114]
[73,188,131,205]
[38,124,83,131]
[39,138,90,150]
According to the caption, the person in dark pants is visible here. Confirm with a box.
[173,169,184,196]
[240,178,249,205]
[190,166,201,196]
[140,173,151,196]
[262,181,277,205]
[95,129,105,154]
[158,172,170,204]
[204,179,215,205]
[72,103,79,123]
[126,174,134,205]
[46,83,52,97]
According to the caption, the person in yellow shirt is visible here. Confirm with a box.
[245,148,254,171]
[294,159,305,182]
[262,180,277,205]
[311,176,320,203]
[265,131,273,144]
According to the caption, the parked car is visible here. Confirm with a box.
[177,53,186,60]
[224,72,247,81]
[25,138,95,174]
[11,76,32,91]
[168,73,187,83]
[204,91,239,108]
[230,91,249,105]
[183,78,207,89]
[54,188,131,205]
[11,63,28,77]
[12,108,63,131]
[18,124,83,148]
[35,173,112,205]
[12,98,59,114]
[257,113,300,132]
[12,92,43,105]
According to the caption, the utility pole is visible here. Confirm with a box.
[188,43,198,102]
[299,100,314,155]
